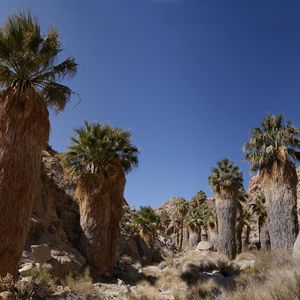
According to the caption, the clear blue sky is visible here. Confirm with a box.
[1,0,300,209]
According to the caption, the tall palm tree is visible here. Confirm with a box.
[208,159,243,259]
[244,114,300,250]
[63,122,138,277]
[191,190,207,207]
[172,198,189,251]
[242,211,252,251]
[133,206,160,262]
[236,188,248,254]
[185,207,203,247]
[0,12,77,276]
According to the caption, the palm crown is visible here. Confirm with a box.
[133,206,160,232]
[185,203,216,229]
[0,12,77,112]
[63,122,139,176]
[208,158,243,195]
[244,114,300,172]
[191,190,207,207]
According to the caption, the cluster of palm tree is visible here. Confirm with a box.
[168,192,217,250]
[0,10,300,281]
[0,11,139,278]
[207,113,300,259]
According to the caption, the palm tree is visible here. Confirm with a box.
[191,190,207,207]
[158,209,171,232]
[172,198,189,251]
[244,114,299,250]
[208,159,243,259]
[250,192,270,250]
[63,122,138,277]
[185,207,203,247]
[242,210,252,251]
[0,12,77,276]
[236,188,248,254]
[133,206,160,262]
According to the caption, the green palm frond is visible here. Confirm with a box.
[250,192,266,217]
[244,114,300,172]
[133,206,160,232]
[191,190,207,207]
[63,122,139,176]
[208,158,243,194]
[0,11,77,112]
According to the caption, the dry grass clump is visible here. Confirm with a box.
[223,268,300,300]
[127,281,160,300]
[64,268,95,295]
[221,250,300,300]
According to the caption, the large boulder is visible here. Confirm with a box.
[31,244,51,264]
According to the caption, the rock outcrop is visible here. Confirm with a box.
[22,146,85,276]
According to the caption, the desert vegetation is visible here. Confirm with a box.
[0,8,299,300]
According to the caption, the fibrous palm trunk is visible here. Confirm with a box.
[235,202,243,254]
[242,223,251,251]
[179,220,184,251]
[259,216,270,251]
[208,223,218,247]
[76,163,125,277]
[262,162,298,250]
[215,191,237,259]
[0,87,49,276]
[189,226,200,247]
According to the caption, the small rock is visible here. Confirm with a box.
[117,279,124,286]
[158,261,168,270]
[31,244,51,264]
[196,241,214,251]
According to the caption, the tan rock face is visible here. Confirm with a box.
[76,162,126,276]
[23,147,83,276]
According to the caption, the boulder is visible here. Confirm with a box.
[49,248,86,276]
[31,244,51,264]
[196,241,214,251]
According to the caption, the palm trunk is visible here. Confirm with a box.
[215,191,237,259]
[76,163,125,277]
[235,202,243,254]
[189,226,200,247]
[242,223,251,251]
[262,162,298,250]
[208,223,218,247]
[0,87,49,276]
[179,220,184,251]
[259,216,270,251]
[201,225,208,241]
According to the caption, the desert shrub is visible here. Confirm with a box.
[65,268,94,295]
[121,254,133,265]
[0,274,14,292]
[216,259,237,277]
[0,275,36,299]
[27,266,54,289]
[189,279,220,300]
